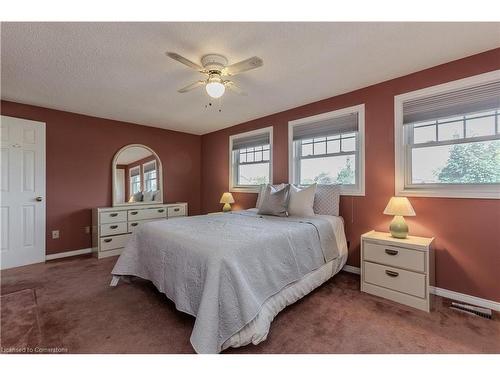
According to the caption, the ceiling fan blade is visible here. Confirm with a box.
[166,52,204,71]
[225,81,247,96]
[178,80,205,93]
[223,56,263,76]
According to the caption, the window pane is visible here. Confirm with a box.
[438,121,463,141]
[247,152,254,162]
[465,116,495,138]
[413,124,436,144]
[300,155,356,185]
[254,151,262,162]
[314,141,326,155]
[240,153,247,163]
[302,143,313,156]
[341,137,356,152]
[238,162,270,185]
[327,140,340,154]
[411,140,500,184]
[263,150,270,160]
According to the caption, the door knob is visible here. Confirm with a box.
[35,196,43,202]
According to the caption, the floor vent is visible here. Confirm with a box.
[450,302,492,319]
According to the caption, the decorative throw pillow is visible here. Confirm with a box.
[255,183,285,209]
[288,184,317,217]
[257,184,290,217]
[143,191,155,202]
[129,191,143,203]
[313,184,341,216]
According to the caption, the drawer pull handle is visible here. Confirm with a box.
[131,223,138,227]
[174,208,180,212]
[130,211,138,215]
[385,249,398,256]
[158,209,165,213]
[385,270,399,278]
[104,238,112,243]
[110,225,118,229]
[110,213,118,217]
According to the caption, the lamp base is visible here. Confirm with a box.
[222,203,232,212]
[389,215,408,239]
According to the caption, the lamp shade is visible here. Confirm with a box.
[383,197,416,216]
[220,192,235,204]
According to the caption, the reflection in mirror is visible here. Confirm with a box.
[113,145,163,205]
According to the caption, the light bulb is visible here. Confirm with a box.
[205,75,225,98]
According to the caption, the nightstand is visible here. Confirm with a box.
[361,230,434,312]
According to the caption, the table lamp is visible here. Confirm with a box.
[220,192,235,212]
[383,197,416,239]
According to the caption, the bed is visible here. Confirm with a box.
[111,208,347,353]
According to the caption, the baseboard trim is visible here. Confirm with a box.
[45,248,92,261]
[342,264,361,275]
[341,265,500,312]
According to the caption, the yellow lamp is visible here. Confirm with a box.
[383,197,416,239]
[220,192,235,212]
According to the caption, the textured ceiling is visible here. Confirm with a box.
[1,22,499,135]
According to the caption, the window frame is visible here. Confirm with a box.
[288,104,365,196]
[142,160,158,192]
[129,165,141,195]
[394,70,500,199]
[229,126,273,193]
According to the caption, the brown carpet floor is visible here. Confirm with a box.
[1,254,499,354]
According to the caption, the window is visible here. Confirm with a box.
[143,160,157,191]
[129,166,141,195]
[395,70,500,199]
[289,104,365,195]
[229,127,273,193]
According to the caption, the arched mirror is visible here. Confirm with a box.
[112,144,163,206]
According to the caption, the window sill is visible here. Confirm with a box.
[229,186,262,194]
[397,186,500,199]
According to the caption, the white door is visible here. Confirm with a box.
[1,116,46,269]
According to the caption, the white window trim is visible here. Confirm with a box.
[394,70,500,199]
[129,165,141,194]
[142,160,157,191]
[229,126,273,193]
[288,104,365,196]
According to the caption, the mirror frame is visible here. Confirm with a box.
[111,144,164,207]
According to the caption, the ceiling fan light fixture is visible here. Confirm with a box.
[205,75,226,98]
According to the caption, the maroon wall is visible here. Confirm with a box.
[201,48,500,302]
[1,101,201,255]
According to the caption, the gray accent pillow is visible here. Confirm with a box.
[313,184,341,216]
[130,191,143,202]
[255,183,285,209]
[143,191,155,202]
[257,184,290,217]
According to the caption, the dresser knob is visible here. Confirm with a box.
[385,249,398,256]
[104,238,112,243]
[110,225,118,229]
[131,223,138,227]
[110,213,118,217]
[130,211,138,215]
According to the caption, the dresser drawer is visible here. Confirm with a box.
[100,233,131,252]
[127,207,167,221]
[128,219,162,233]
[100,211,127,224]
[167,205,186,218]
[364,241,425,273]
[100,222,127,236]
[364,261,426,299]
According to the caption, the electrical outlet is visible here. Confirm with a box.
[85,226,90,234]
[52,230,59,239]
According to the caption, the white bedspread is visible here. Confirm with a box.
[111,210,341,353]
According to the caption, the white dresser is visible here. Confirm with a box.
[361,230,434,312]
[92,203,187,259]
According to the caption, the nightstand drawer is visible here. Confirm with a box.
[364,261,426,298]
[364,241,425,273]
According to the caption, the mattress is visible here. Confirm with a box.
[222,214,348,351]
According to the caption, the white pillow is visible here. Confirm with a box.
[143,191,155,202]
[288,184,316,217]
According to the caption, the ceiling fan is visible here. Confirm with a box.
[166,52,263,99]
